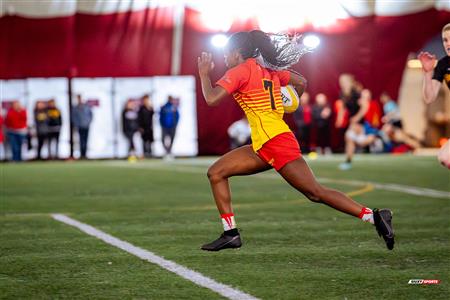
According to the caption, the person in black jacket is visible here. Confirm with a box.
[122,100,139,157]
[34,101,49,160]
[138,94,154,158]
[47,99,62,159]
[312,93,332,154]
[293,92,312,153]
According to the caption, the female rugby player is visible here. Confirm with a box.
[198,30,394,251]
[418,23,450,169]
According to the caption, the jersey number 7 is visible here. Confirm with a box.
[263,79,276,110]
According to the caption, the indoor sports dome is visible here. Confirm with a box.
[2,2,450,300]
[0,0,449,159]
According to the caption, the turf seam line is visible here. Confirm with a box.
[105,162,449,199]
[51,214,259,300]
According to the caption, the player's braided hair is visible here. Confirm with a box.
[226,30,313,70]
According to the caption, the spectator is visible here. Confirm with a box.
[122,99,139,157]
[0,109,4,160]
[312,93,332,155]
[340,89,382,168]
[333,74,360,152]
[361,89,383,129]
[72,95,93,159]
[47,99,62,159]
[160,96,180,159]
[227,117,251,149]
[379,123,420,153]
[380,92,402,128]
[5,101,27,161]
[348,88,370,125]
[34,101,49,160]
[333,97,349,152]
[293,92,312,153]
[138,94,154,158]
[338,74,361,123]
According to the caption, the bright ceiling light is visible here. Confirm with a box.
[303,35,320,49]
[211,34,228,48]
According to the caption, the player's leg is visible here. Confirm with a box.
[279,157,363,216]
[202,145,271,251]
[279,157,394,250]
[207,144,270,214]
[340,128,356,170]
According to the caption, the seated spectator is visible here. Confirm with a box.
[379,123,421,153]
[380,92,402,128]
[227,117,251,149]
[312,93,332,155]
[5,101,27,162]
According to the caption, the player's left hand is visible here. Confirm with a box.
[438,139,450,169]
[417,51,436,73]
[198,52,215,77]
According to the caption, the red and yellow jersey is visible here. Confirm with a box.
[217,58,291,151]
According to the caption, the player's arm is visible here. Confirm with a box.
[335,99,345,127]
[422,73,441,104]
[350,97,369,124]
[288,71,307,97]
[418,52,441,104]
[198,52,228,106]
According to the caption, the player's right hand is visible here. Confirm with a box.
[417,51,436,73]
[198,52,215,77]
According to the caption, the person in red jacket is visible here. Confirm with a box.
[5,101,27,161]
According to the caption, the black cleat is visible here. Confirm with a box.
[201,233,242,251]
[373,208,395,250]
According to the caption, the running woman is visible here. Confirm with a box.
[418,23,450,169]
[197,30,394,251]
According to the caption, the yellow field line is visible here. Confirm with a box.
[177,184,375,211]
[345,183,375,197]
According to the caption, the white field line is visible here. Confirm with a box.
[104,161,450,199]
[51,214,259,300]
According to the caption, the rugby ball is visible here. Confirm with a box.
[281,85,300,113]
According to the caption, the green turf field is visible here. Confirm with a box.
[1,155,449,299]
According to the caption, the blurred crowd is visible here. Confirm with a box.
[292,73,426,169]
[227,73,437,169]
[1,72,447,163]
[0,94,180,162]
[121,94,180,161]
